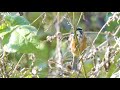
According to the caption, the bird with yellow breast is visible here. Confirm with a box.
[69,27,87,71]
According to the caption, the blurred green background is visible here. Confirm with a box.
[21,12,112,77]
[1,12,119,78]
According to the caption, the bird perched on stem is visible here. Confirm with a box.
[69,27,87,71]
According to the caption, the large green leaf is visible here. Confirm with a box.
[4,14,30,26]
[0,25,11,37]
[0,25,19,37]
[0,14,30,37]
[3,25,41,53]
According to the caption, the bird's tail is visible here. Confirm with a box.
[72,56,79,71]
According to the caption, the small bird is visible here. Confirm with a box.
[69,27,87,71]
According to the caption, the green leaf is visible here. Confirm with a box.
[3,25,41,53]
[0,25,20,37]
[4,14,30,26]
[0,14,29,37]
[0,26,11,37]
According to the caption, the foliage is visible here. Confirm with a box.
[0,12,120,78]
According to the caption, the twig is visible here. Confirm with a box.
[92,22,108,46]
[76,12,83,27]
[91,48,120,77]
[66,12,74,30]
[81,59,87,78]
[48,12,63,77]
[0,51,9,78]
[55,12,63,68]
[113,25,120,36]
[92,12,117,46]
[30,12,45,25]
[59,12,68,23]
[73,12,75,29]
[44,12,62,32]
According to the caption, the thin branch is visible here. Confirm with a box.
[66,12,74,30]
[76,12,83,27]
[92,22,108,46]
[81,59,87,78]
[113,25,120,36]
[44,13,60,32]
[73,12,75,31]
[30,12,45,25]
[59,12,68,23]
[92,12,117,46]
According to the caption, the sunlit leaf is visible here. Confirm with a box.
[3,25,40,53]
[4,14,30,26]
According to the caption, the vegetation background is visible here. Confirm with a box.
[0,12,120,78]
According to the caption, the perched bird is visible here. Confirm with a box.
[69,27,87,71]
